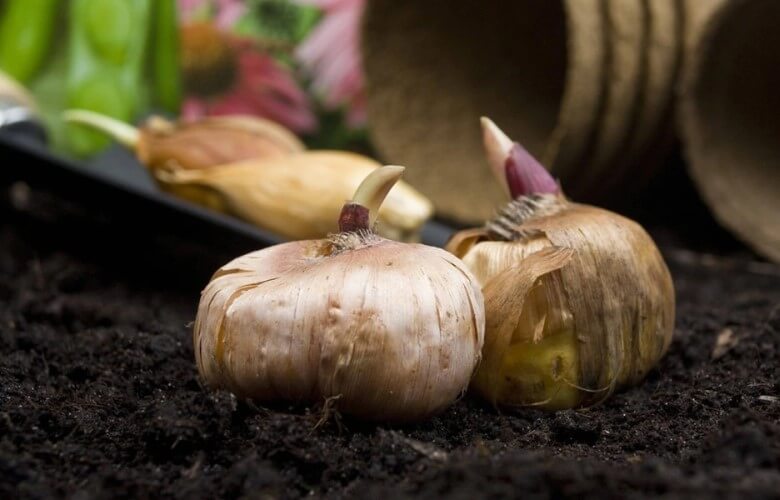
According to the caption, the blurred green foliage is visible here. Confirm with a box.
[65,0,151,155]
[0,0,58,83]
[0,0,366,157]
[235,0,319,45]
[0,0,181,157]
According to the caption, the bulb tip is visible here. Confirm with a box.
[480,117,515,194]
[342,165,407,232]
[479,116,559,198]
[379,164,405,179]
[480,117,514,154]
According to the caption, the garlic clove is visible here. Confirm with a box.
[459,197,675,409]
[447,117,675,410]
[157,151,433,242]
[62,110,433,241]
[136,115,304,171]
[63,109,304,171]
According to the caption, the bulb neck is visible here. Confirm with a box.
[338,203,371,233]
[337,165,406,233]
[486,193,567,241]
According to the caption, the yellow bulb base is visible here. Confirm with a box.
[476,328,580,410]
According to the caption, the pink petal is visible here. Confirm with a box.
[215,0,246,29]
[206,93,257,116]
[295,1,365,122]
[295,12,349,67]
[181,97,208,121]
[201,43,318,133]
[237,51,309,106]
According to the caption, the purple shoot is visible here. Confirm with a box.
[480,117,559,198]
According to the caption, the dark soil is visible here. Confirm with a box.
[2,189,780,499]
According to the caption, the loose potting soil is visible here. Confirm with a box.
[1,185,779,499]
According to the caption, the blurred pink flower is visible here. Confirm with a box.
[178,1,317,133]
[293,0,367,127]
[183,38,317,133]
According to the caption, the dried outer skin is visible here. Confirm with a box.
[155,151,434,242]
[447,195,675,408]
[194,237,485,422]
[136,115,305,171]
[474,246,579,409]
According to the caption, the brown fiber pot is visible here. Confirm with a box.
[362,0,682,223]
[680,0,780,262]
[572,0,646,196]
[596,0,684,200]
[362,0,604,222]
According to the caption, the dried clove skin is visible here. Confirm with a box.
[136,115,305,171]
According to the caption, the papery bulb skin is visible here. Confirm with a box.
[194,235,484,422]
